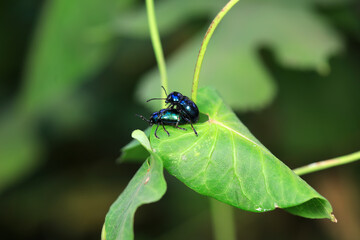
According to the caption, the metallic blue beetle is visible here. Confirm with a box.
[147,87,199,136]
[138,109,187,139]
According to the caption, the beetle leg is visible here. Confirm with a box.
[175,117,186,131]
[175,126,187,131]
[154,124,160,139]
[162,123,170,136]
[189,122,198,136]
[183,116,198,136]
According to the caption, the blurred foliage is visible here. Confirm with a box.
[267,52,360,163]
[134,0,342,111]
[0,0,133,194]
[20,0,133,114]
[0,114,41,193]
[0,0,359,239]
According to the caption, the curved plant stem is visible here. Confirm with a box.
[210,199,236,240]
[191,0,239,103]
[196,2,239,240]
[146,0,168,108]
[293,150,360,176]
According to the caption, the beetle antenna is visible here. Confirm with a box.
[146,98,166,102]
[136,114,150,123]
[161,86,168,96]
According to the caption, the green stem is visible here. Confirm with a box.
[210,199,236,240]
[146,0,168,108]
[200,2,239,240]
[191,0,239,103]
[293,150,360,176]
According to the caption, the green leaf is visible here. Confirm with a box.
[136,1,342,111]
[118,128,151,163]
[104,130,167,240]
[150,87,335,221]
[131,129,151,152]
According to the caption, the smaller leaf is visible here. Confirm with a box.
[131,129,151,151]
[101,224,106,240]
[104,130,167,240]
[118,128,151,163]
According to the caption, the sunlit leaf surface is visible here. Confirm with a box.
[150,87,335,220]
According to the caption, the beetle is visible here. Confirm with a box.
[146,87,199,136]
[137,109,188,139]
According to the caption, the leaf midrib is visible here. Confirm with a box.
[209,118,272,156]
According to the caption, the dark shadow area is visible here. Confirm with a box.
[198,112,209,123]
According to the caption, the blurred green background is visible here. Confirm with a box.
[0,0,359,239]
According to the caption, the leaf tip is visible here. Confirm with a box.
[131,129,152,152]
[330,213,337,223]
[101,223,106,240]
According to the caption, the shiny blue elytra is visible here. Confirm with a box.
[137,109,188,139]
[146,87,199,136]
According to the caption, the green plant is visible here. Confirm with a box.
[102,1,360,239]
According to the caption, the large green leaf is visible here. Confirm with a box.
[104,130,167,240]
[150,87,335,221]
[136,1,342,111]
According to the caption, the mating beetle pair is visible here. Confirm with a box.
[138,87,199,139]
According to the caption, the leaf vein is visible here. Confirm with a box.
[187,126,218,184]
[231,131,257,207]
[258,147,277,207]
[178,129,211,159]
[213,119,272,157]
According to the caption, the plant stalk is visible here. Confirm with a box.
[210,199,236,240]
[146,0,168,108]
[293,150,360,176]
[191,0,239,103]
[194,2,240,239]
